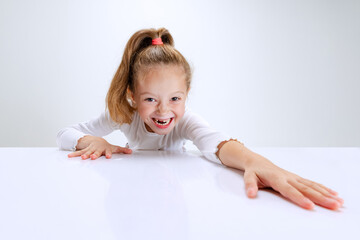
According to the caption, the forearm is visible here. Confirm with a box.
[57,111,116,151]
[216,140,271,170]
[56,127,88,151]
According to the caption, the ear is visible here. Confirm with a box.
[127,88,136,105]
[186,87,191,97]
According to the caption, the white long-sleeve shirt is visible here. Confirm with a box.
[57,109,229,164]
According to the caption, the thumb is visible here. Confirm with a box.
[112,145,132,154]
[244,171,259,198]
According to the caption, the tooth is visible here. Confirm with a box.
[155,118,170,125]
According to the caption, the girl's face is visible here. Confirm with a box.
[132,65,189,135]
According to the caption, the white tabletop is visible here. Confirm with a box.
[0,147,359,240]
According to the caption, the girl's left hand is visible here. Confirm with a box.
[243,158,344,210]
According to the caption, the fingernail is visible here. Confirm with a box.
[247,188,256,198]
[326,197,341,210]
[332,201,341,210]
[305,199,315,210]
[329,189,338,196]
[330,195,344,205]
[337,197,344,205]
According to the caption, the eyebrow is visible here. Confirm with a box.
[139,91,185,96]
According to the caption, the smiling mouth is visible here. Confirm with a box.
[152,118,173,128]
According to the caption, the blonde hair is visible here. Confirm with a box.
[106,28,192,124]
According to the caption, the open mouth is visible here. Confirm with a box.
[152,118,173,128]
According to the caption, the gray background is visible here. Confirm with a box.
[1,0,359,147]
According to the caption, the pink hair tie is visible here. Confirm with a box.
[152,37,163,45]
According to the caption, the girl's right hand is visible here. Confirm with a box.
[67,135,132,160]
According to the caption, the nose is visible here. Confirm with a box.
[157,101,169,114]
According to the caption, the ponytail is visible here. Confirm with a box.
[106,28,191,124]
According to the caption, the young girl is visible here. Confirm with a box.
[57,28,343,211]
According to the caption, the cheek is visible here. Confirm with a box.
[137,103,154,119]
[173,103,186,117]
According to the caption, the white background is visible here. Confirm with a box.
[0,0,359,147]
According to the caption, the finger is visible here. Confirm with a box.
[298,178,344,205]
[274,182,315,210]
[311,181,339,196]
[113,146,132,154]
[105,149,112,159]
[244,171,259,198]
[90,151,102,160]
[68,150,85,158]
[81,149,94,160]
[290,180,341,210]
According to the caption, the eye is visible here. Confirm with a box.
[145,98,155,102]
[171,97,180,101]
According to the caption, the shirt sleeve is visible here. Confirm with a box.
[56,111,118,151]
[180,110,230,164]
